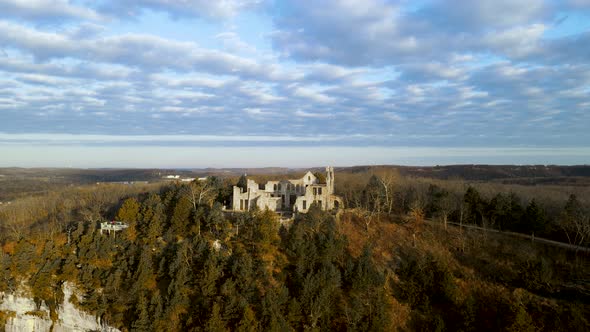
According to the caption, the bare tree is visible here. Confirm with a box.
[559,194,589,247]
[183,179,217,210]
[374,168,400,214]
[561,215,590,247]
[438,193,455,230]
[335,172,366,209]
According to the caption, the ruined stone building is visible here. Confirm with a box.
[232,166,343,214]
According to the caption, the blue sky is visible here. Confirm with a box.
[0,0,589,167]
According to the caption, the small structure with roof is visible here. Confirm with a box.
[100,220,129,236]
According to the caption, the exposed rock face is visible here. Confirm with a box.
[0,293,52,331]
[0,282,119,332]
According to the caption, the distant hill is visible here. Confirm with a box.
[340,164,590,186]
[2,164,590,200]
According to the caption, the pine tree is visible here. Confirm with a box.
[117,197,140,223]
[131,293,152,332]
[237,306,259,332]
[169,196,193,237]
[464,186,484,225]
[521,199,547,235]
[117,197,140,241]
[206,303,228,332]
[133,248,156,292]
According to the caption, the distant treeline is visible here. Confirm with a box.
[342,165,590,184]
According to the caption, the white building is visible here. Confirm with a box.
[231,166,342,214]
[100,221,129,236]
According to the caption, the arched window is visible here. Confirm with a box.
[278,184,282,191]
[273,184,277,191]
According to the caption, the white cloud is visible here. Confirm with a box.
[0,132,366,143]
[481,24,546,58]
[292,86,335,104]
[0,0,104,21]
[423,0,550,31]
[384,112,403,121]
[215,31,256,53]
[400,62,465,82]
[101,0,263,20]
[0,0,588,161]
[294,110,332,118]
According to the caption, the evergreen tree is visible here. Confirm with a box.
[521,199,547,235]
[169,196,193,237]
[464,186,485,225]
[487,193,510,230]
[237,175,248,191]
[133,248,156,292]
[237,306,259,332]
[207,302,228,332]
[117,197,140,241]
[131,293,152,332]
[116,197,140,223]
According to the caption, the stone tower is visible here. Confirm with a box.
[326,166,334,195]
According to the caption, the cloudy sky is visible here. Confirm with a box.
[0,0,589,168]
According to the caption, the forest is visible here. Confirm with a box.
[0,167,589,331]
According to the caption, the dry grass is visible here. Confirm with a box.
[338,210,590,301]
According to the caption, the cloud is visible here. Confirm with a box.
[0,0,588,163]
[269,0,584,68]
[400,62,466,82]
[419,0,551,32]
[480,24,546,58]
[384,112,403,121]
[99,0,263,20]
[567,0,590,9]
[271,0,409,66]
[0,132,384,145]
[294,110,332,118]
[291,86,335,104]
[0,55,134,81]
[0,21,289,81]
[215,31,257,53]
[0,0,103,22]
[16,73,73,85]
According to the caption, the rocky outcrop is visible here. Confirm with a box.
[0,282,119,332]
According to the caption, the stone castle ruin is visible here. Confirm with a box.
[232,166,343,215]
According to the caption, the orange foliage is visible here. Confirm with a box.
[167,305,188,329]
[126,226,137,242]
[35,242,45,256]
[339,211,407,265]
[54,233,67,247]
[89,258,113,268]
[2,241,16,255]
[144,276,157,291]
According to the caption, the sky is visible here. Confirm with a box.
[0,0,589,168]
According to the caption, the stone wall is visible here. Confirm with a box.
[231,168,341,213]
